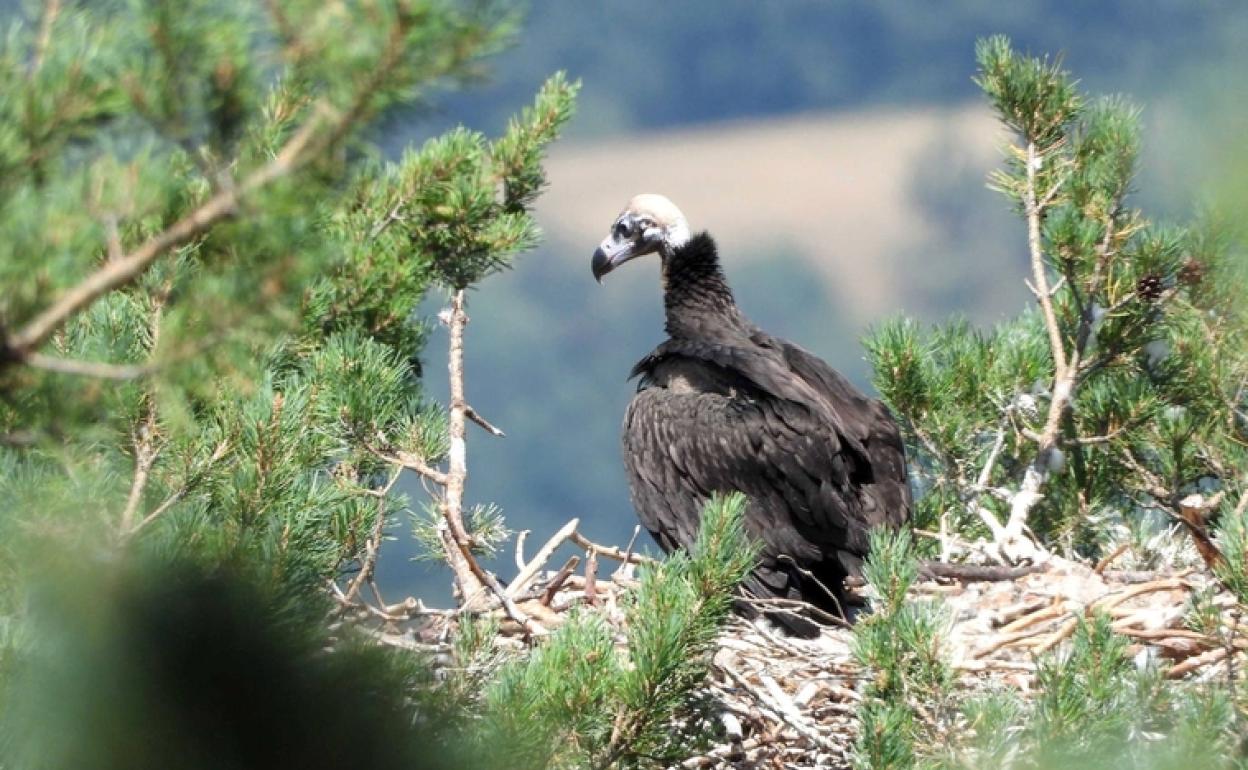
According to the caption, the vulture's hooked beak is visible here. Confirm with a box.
[592,235,640,283]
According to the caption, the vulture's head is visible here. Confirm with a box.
[591,193,691,282]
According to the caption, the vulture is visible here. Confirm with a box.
[592,194,911,632]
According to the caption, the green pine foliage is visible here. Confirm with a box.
[865,35,1248,555]
[852,529,954,770]
[475,492,757,770]
[0,0,536,611]
[855,35,1248,770]
[933,616,1242,770]
[851,534,1243,770]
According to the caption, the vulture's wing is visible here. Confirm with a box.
[630,337,873,466]
[753,332,913,529]
[622,370,872,572]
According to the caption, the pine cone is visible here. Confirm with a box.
[1178,258,1206,288]
[1136,273,1164,301]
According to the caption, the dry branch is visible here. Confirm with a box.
[342,468,402,605]
[25,353,155,380]
[507,518,579,599]
[569,530,657,566]
[437,289,490,607]
[920,561,1046,582]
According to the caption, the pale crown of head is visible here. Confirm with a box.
[618,193,690,255]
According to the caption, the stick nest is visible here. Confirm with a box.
[359,530,1241,770]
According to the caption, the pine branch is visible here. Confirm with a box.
[23,353,155,380]
[2,9,435,373]
[342,467,403,605]
[440,289,491,608]
[124,438,231,540]
[119,283,172,534]
[119,401,160,534]
[30,0,61,77]
[1,106,328,366]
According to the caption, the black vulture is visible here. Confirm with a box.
[592,193,911,632]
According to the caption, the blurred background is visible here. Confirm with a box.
[360,1,1248,602]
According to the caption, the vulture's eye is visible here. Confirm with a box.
[614,221,632,239]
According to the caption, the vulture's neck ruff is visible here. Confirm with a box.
[661,233,748,339]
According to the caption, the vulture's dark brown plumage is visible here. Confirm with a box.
[592,194,911,632]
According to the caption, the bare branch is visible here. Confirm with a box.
[30,0,61,76]
[569,530,657,566]
[507,518,580,599]
[119,284,173,534]
[125,438,230,539]
[465,405,505,437]
[367,200,406,241]
[343,467,403,605]
[25,352,155,380]
[369,443,450,486]
[982,141,1081,563]
[439,290,490,607]
[962,413,1012,544]
[513,529,529,571]
[118,403,159,533]
[1025,141,1068,377]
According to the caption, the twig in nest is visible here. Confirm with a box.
[974,615,1067,659]
[584,550,599,606]
[1033,617,1079,654]
[777,554,844,618]
[540,555,581,607]
[1093,578,1191,613]
[919,561,1047,582]
[721,667,830,750]
[741,597,849,630]
[569,530,656,565]
[460,540,546,636]
[680,738,761,768]
[992,598,1051,627]
[999,601,1068,634]
[1094,543,1129,574]
[1167,646,1232,679]
[507,518,579,599]
[613,525,641,578]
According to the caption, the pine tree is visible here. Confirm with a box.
[865,35,1248,566]
[849,35,1248,770]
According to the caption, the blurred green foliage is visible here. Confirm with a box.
[3,494,757,770]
